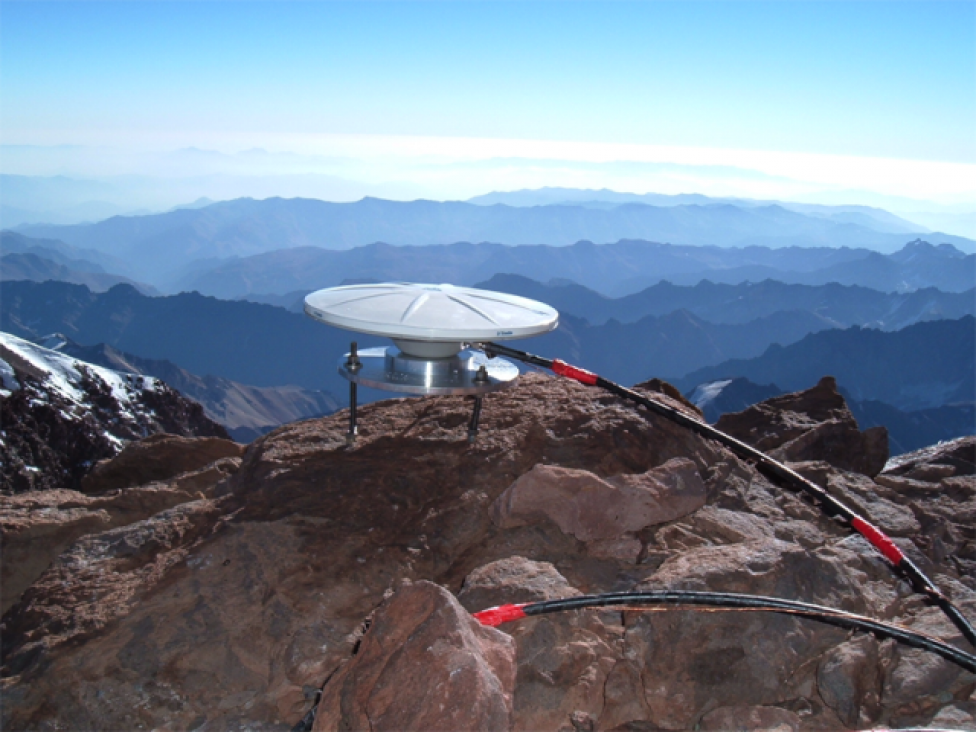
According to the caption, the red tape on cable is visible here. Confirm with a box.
[851,516,905,565]
[472,604,528,626]
[552,360,598,385]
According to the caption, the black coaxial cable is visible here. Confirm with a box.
[473,590,976,673]
[479,341,976,649]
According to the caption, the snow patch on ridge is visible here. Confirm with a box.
[0,357,20,396]
[689,379,733,409]
[0,332,162,411]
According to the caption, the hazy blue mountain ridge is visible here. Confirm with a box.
[181,238,974,299]
[468,187,925,234]
[0,281,843,399]
[687,377,784,423]
[0,230,132,275]
[1,252,160,296]
[847,400,975,456]
[4,280,970,418]
[678,316,975,411]
[49,337,339,442]
[1,281,390,401]
[474,273,975,328]
[15,196,972,287]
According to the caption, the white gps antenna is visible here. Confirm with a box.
[304,282,559,442]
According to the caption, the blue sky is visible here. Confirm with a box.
[1,1,974,202]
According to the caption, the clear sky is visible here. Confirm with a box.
[1,1,974,202]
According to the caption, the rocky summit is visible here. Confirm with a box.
[1,373,974,731]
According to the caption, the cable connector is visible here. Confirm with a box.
[472,603,528,627]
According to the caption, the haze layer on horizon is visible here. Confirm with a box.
[2,1,974,209]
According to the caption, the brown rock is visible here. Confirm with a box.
[492,458,706,542]
[698,705,802,731]
[928,702,976,730]
[883,435,976,480]
[872,439,976,572]
[0,456,239,614]
[586,536,643,561]
[1,498,226,682]
[80,433,243,493]
[2,373,971,731]
[622,537,874,729]
[881,607,966,716]
[458,556,581,612]
[632,378,705,420]
[459,557,617,732]
[826,471,921,537]
[817,636,881,727]
[600,660,653,730]
[312,580,515,732]
[716,376,889,476]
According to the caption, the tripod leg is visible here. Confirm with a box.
[347,381,358,445]
[467,396,483,443]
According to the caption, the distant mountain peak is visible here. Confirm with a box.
[891,238,966,263]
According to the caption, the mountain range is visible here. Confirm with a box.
[3,280,972,454]
[0,279,921,401]
[0,280,390,400]
[14,196,973,287]
[39,336,339,442]
[678,316,975,412]
[468,187,927,234]
[0,231,133,278]
[184,238,973,300]
[1,252,159,296]
[473,272,974,328]
[3,185,973,459]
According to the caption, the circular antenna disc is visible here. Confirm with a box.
[305,283,559,344]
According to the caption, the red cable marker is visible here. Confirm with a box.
[472,603,527,627]
[551,359,598,385]
[850,517,906,565]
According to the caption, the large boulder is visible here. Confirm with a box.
[313,580,516,732]
[459,557,621,732]
[491,458,706,551]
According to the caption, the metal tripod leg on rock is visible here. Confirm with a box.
[468,396,483,443]
[346,342,361,445]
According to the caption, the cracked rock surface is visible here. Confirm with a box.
[1,373,974,731]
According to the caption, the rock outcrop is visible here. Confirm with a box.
[715,375,889,476]
[2,374,974,731]
[0,331,230,493]
[80,433,243,493]
[492,459,705,560]
[1,437,242,615]
[313,580,516,732]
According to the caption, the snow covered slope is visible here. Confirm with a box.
[0,331,227,492]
